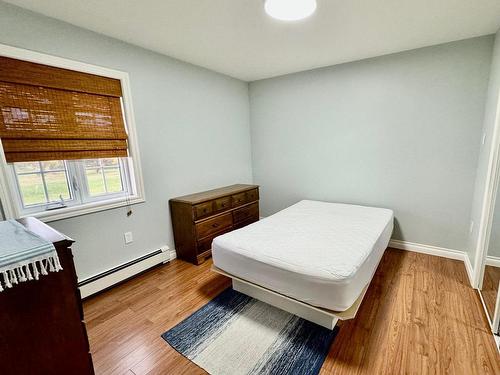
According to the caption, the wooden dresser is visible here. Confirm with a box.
[0,218,94,375]
[170,184,259,265]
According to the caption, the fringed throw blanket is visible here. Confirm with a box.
[0,220,63,292]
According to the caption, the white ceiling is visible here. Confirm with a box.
[5,0,500,81]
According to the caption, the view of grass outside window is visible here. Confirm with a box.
[84,158,124,196]
[14,161,71,206]
[13,158,126,209]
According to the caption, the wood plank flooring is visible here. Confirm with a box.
[83,248,500,374]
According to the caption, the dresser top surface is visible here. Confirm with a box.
[17,217,74,246]
[170,184,259,204]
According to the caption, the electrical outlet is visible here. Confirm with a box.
[124,231,133,244]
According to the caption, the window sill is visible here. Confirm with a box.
[20,195,145,223]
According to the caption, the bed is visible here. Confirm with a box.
[211,200,394,329]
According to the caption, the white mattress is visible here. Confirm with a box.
[212,200,394,311]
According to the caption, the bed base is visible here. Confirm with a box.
[211,265,367,330]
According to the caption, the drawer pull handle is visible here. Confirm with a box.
[212,223,219,228]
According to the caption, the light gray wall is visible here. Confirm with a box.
[470,30,500,263]
[0,2,253,280]
[249,37,493,251]
[0,1,496,276]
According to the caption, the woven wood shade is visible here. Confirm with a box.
[0,56,128,163]
[0,56,122,97]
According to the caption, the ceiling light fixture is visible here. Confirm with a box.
[264,0,317,21]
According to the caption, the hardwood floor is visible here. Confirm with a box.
[482,265,500,320]
[83,248,500,374]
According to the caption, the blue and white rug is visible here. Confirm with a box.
[162,288,338,375]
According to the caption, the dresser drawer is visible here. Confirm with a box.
[194,201,213,219]
[197,227,232,255]
[196,213,232,239]
[214,196,231,212]
[234,215,259,230]
[233,202,259,224]
[246,189,259,203]
[232,192,247,207]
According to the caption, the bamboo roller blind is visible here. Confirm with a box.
[0,56,128,163]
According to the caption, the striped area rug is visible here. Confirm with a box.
[162,288,339,375]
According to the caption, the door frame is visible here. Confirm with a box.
[474,90,500,333]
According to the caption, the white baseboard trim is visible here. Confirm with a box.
[486,255,500,268]
[169,248,177,260]
[464,254,474,286]
[389,239,474,286]
[79,246,171,299]
[388,239,465,260]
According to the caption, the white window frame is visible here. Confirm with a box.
[11,160,79,213]
[0,44,145,222]
[77,157,133,203]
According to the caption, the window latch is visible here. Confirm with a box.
[45,195,67,211]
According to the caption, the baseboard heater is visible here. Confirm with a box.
[78,246,171,299]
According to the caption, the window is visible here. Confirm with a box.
[83,158,125,197]
[14,160,73,209]
[11,157,134,216]
[0,45,145,222]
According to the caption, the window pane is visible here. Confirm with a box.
[41,160,65,171]
[84,159,100,168]
[104,168,123,193]
[18,174,46,206]
[14,162,40,173]
[44,171,71,202]
[101,158,119,167]
[85,168,106,195]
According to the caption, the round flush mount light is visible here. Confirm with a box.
[264,0,317,21]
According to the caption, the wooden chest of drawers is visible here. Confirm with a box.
[0,218,94,374]
[169,184,259,265]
